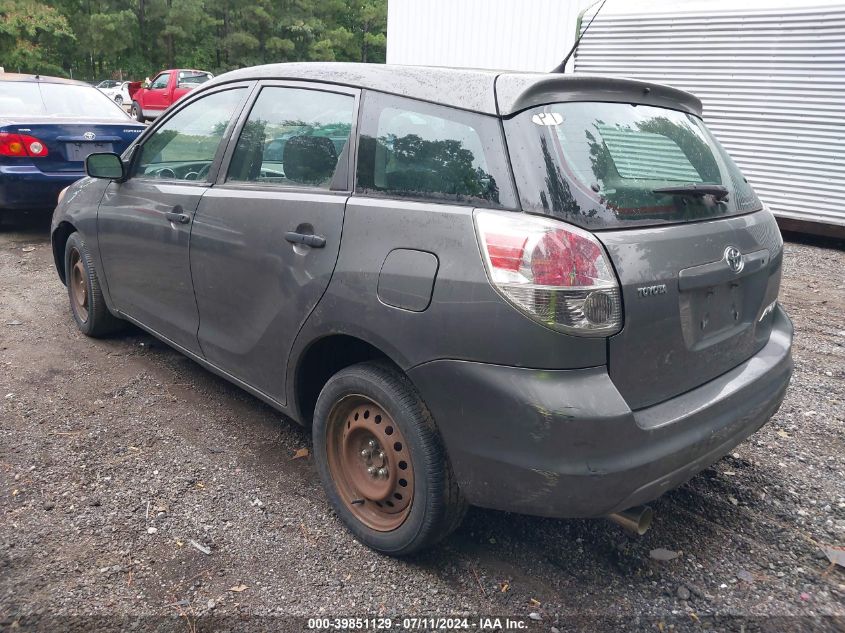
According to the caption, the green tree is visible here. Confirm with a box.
[4,0,387,79]
[0,0,74,75]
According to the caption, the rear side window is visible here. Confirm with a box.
[227,86,354,188]
[504,102,761,229]
[356,91,516,209]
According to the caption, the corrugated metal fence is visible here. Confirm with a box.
[573,3,845,228]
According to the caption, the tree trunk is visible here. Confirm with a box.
[223,8,229,66]
[137,0,147,64]
[166,0,175,68]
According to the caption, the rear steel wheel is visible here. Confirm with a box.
[326,397,414,531]
[313,361,467,555]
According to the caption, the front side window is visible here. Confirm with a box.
[135,88,246,181]
[227,86,354,188]
[356,92,516,208]
[504,102,761,229]
[150,73,170,90]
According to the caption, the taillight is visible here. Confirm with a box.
[0,133,49,157]
[475,210,622,336]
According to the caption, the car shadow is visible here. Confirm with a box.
[407,456,795,607]
[0,208,54,239]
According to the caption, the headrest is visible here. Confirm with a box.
[283,135,338,185]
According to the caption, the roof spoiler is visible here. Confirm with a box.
[495,74,704,117]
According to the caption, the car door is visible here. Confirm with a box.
[144,72,171,116]
[97,84,252,354]
[189,82,358,403]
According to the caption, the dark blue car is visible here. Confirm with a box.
[0,74,144,212]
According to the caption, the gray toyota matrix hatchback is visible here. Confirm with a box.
[51,63,793,555]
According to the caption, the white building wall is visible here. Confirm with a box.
[386,0,845,228]
[386,0,592,71]
[574,0,845,228]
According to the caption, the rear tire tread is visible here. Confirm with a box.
[131,101,144,123]
[373,361,468,546]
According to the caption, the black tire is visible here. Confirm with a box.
[313,361,467,556]
[64,232,123,337]
[114,95,124,106]
[130,101,144,123]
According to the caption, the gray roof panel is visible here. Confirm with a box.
[204,62,703,117]
[206,62,500,114]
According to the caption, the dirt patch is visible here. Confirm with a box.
[1,214,843,630]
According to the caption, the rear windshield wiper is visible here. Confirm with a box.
[653,184,729,200]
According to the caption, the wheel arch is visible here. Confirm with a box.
[51,220,77,284]
[293,333,405,426]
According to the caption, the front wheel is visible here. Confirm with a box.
[114,95,124,106]
[130,101,144,123]
[313,362,466,556]
[64,232,123,337]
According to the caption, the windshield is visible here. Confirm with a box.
[504,102,761,229]
[0,81,129,119]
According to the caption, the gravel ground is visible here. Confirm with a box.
[1,214,843,632]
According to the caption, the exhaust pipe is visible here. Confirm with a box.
[607,505,653,535]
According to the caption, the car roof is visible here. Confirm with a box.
[156,69,211,74]
[0,73,92,87]
[204,62,703,117]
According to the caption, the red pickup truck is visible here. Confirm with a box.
[129,69,213,122]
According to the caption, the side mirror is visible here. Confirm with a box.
[86,152,125,180]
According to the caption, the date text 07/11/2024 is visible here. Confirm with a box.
[306,617,530,630]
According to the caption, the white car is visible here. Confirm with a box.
[95,80,131,106]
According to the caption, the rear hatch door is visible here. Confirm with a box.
[502,97,785,408]
[598,210,783,409]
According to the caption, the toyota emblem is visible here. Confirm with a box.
[724,246,744,274]
[83,131,96,141]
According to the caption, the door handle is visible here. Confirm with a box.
[165,210,190,224]
[285,231,326,248]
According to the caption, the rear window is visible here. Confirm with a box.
[356,91,516,209]
[504,102,761,229]
[0,81,128,120]
[177,71,212,89]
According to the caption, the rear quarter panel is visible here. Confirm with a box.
[287,197,607,416]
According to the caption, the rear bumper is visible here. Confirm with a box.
[408,305,793,518]
[0,166,83,210]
